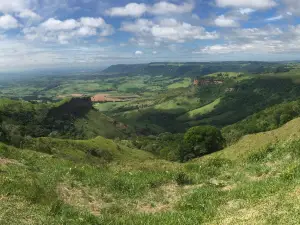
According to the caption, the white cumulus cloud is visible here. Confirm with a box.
[40,18,79,31]
[135,50,143,55]
[283,0,300,15]
[194,25,300,56]
[106,3,147,17]
[0,15,19,29]
[223,27,283,42]
[266,15,283,21]
[80,17,106,27]
[18,9,41,20]
[149,1,194,15]
[215,15,239,27]
[0,0,29,13]
[76,27,97,37]
[216,0,277,9]
[106,1,194,17]
[121,18,218,44]
[197,40,284,54]
[198,43,255,54]
[239,8,255,15]
[24,17,114,44]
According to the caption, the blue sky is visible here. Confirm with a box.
[0,0,299,70]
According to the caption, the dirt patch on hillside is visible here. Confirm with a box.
[221,184,237,191]
[57,183,113,216]
[289,186,300,198]
[137,183,180,214]
[137,182,209,214]
[0,195,8,201]
[245,172,271,182]
[0,158,18,165]
[57,93,139,103]
[57,94,85,99]
[91,94,133,102]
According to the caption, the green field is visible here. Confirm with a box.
[93,102,127,112]
[0,75,194,102]
[177,98,221,121]
[117,77,147,92]
[167,78,191,89]
[205,72,243,78]
[154,95,201,113]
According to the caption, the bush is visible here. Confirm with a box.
[175,172,193,186]
[133,133,184,161]
[181,126,224,161]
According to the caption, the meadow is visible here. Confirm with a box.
[2,118,300,224]
[1,61,300,224]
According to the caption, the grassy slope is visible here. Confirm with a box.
[204,72,242,78]
[23,136,154,163]
[73,110,130,139]
[0,98,129,143]
[221,98,300,145]
[48,98,131,140]
[167,78,191,89]
[203,117,300,161]
[154,95,201,113]
[2,118,300,224]
[93,102,127,112]
[110,88,202,133]
[177,98,221,121]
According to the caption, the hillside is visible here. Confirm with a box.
[2,61,300,224]
[108,76,300,135]
[177,98,221,121]
[188,77,300,127]
[209,117,300,161]
[222,99,300,144]
[2,117,300,224]
[0,98,130,147]
[102,62,285,77]
[23,136,154,163]
[101,64,148,74]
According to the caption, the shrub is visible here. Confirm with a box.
[181,126,224,161]
[175,172,193,186]
[247,144,276,163]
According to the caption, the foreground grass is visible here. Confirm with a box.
[2,124,300,224]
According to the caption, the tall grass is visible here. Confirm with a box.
[2,132,300,224]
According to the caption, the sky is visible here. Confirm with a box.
[0,0,300,70]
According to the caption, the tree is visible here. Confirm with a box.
[181,126,224,161]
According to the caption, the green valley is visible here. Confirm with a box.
[2,61,300,224]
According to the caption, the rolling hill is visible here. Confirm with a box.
[2,116,300,224]
[2,61,300,224]
[0,98,131,147]
[102,62,285,77]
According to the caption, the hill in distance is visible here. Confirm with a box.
[102,61,285,77]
